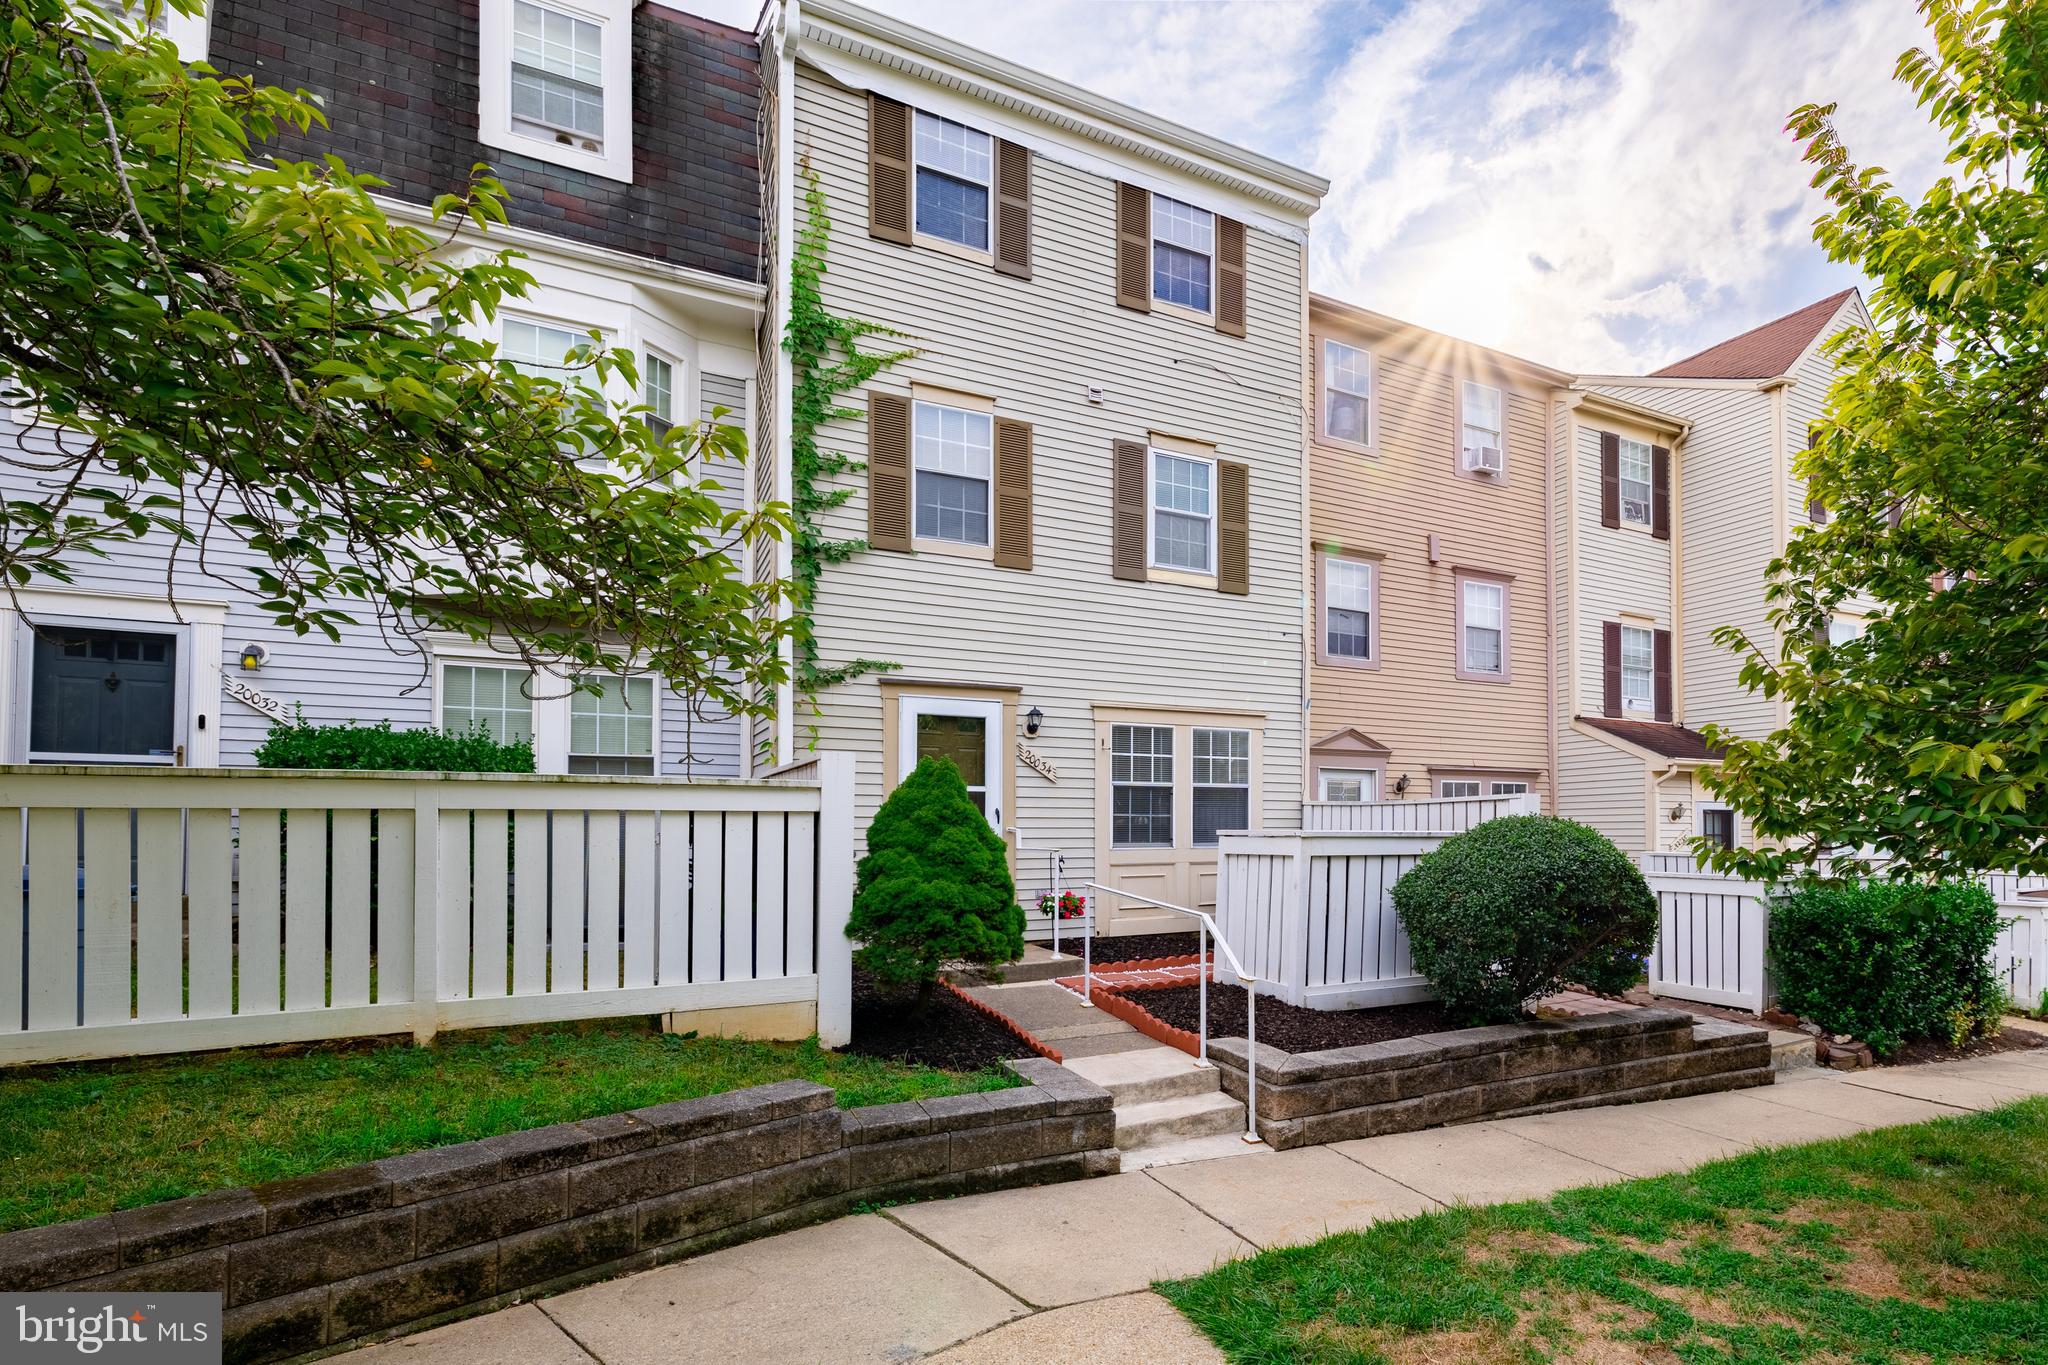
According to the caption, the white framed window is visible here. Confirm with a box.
[1827,615,1866,646]
[1460,578,1506,678]
[569,673,655,775]
[1110,724,1174,848]
[912,400,994,546]
[1489,780,1529,796]
[913,112,992,251]
[1318,768,1378,802]
[642,351,675,439]
[1192,728,1250,847]
[479,0,633,183]
[1620,624,1656,713]
[441,663,536,746]
[1438,779,1483,799]
[1618,437,1654,527]
[1152,195,1214,313]
[502,317,598,387]
[1460,381,1504,475]
[1324,557,1373,661]
[1150,449,1215,573]
[1322,341,1371,445]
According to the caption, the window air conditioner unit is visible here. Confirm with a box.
[1462,445,1502,474]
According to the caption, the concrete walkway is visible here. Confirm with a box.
[342,1047,2048,1365]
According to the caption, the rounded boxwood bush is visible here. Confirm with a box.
[1391,815,1658,1024]
[847,756,1022,1013]
[1769,878,2004,1057]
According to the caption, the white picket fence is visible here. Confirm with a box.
[1994,903,2046,1009]
[1302,792,1539,832]
[0,758,853,1065]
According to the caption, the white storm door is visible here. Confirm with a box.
[896,696,1004,833]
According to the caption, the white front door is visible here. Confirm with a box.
[896,696,1005,833]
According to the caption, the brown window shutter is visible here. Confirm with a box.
[993,418,1032,570]
[1602,621,1622,718]
[1111,438,1147,580]
[868,93,912,245]
[1217,459,1250,595]
[993,140,1032,279]
[1115,183,1150,312]
[866,391,912,552]
[1599,431,1620,529]
[1651,445,1672,541]
[1809,498,1829,525]
[1215,217,1247,337]
[1653,629,1674,722]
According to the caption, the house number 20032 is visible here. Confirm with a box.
[222,676,288,720]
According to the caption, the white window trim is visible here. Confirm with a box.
[479,0,634,184]
[1617,436,1655,529]
[897,695,1003,832]
[1109,722,1178,850]
[1317,767,1379,802]
[911,110,994,257]
[1459,379,1506,478]
[434,654,544,759]
[1438,779,1484,799]
[910,398,995,552]
[1489,780,1529,796]
[1619,623,1657,714]
[1146,446,1217,576]
[1321,339,1374,449]
[1190,726,1251,848]
[568,670,661,773]
[1151,195,1216,319]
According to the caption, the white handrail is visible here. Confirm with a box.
[1082,881,1262,1145]
[1006,829,1070,957]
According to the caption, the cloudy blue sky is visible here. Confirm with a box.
[702,0,1948,373]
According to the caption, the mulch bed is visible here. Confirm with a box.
[1887,1026,2047,1067]
[844,967,1034,1072]
[1128,981,1455,1053]
[1032,931,1202,966]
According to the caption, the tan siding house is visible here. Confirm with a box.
[1305,299,1571,807]
[1559,289,1871,851]
[769,0,1327,933]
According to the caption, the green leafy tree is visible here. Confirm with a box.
[1701,0,2048,880]
[0,0,789,720]
[848,757,1021,1013]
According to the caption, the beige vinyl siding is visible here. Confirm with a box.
[795,67,1307,897]
[1551,394,1574,775]
[1594,381,1775,738]
[1569,416,1673,718]
[1308,323,1553,797]
[1555,725,1649,850]
[1783,296,1881,617]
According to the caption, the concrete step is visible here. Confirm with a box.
[1113,1091,1246,1151]
[1771,1030,1819,1070]
[946,944,1085,985]
[1119,1130,1264,1172]
[1066,1046,1220,1105]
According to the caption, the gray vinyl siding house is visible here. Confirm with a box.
[0,1,766,777]
[769,0,1328,934]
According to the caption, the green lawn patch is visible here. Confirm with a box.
[0,1020,1017,1233]
[1161,1097,2048,1364]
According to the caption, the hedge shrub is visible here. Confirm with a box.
[254,718,535,773]
[1769,879,2005,1056]
[1391,815,1658,1025]
[847,756,1021,1011]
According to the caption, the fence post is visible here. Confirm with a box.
[411,781,443,1046]
[814,751,855,1048]
[1279,839,1310,1008]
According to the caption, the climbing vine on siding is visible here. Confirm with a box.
[786,166,914,710]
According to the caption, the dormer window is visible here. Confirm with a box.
[480,0,633,184]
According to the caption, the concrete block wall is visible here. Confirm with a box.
[0,1061,1115,1362]
[1210,1008,1772,1149]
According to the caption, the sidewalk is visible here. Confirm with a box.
[341,1047,2048,1365]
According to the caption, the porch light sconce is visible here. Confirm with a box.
[1669,802,1688,822]
[1393,773,1410,796]
[1023,706,1044,737]
[239,642,269,671]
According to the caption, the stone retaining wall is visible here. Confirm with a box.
[1210,1007,1771,1149]
[0,1059,1114,1363]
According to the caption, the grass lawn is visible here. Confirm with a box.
[1162,1098,2048,1364]
[0,1020,1017,1233]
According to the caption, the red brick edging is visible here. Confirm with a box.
[1080,952,1205,974]
[1051,975,1204,1058]
[941,979,1064,1064]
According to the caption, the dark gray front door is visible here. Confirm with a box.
[29,625,179,762]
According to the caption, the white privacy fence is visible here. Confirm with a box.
[0,759,853,1065]
[1302,792,1539,832]
[1216,831,1444,1010]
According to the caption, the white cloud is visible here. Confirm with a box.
[839,0,1947,371]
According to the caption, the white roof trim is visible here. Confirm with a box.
[799,0,1324,239]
